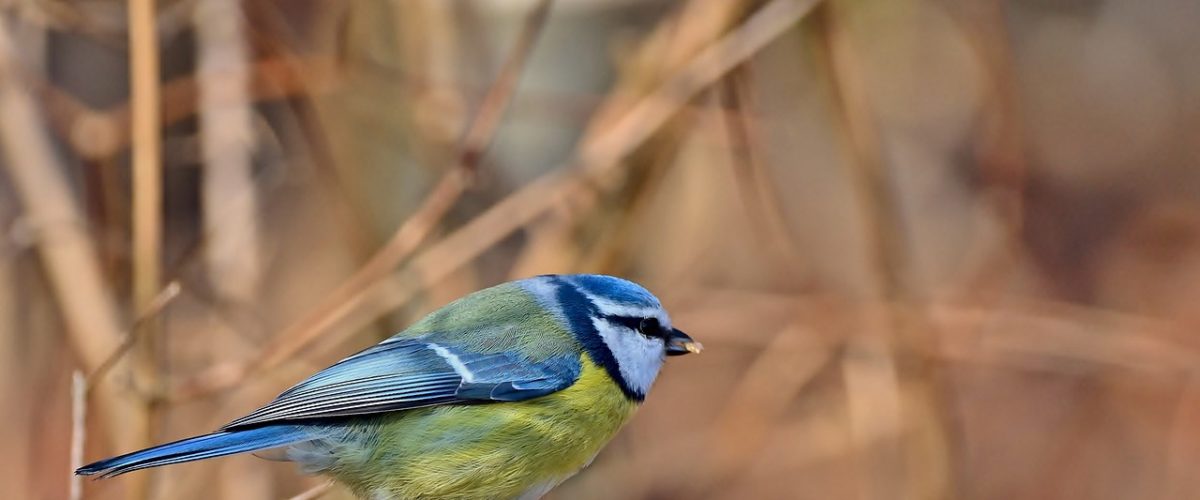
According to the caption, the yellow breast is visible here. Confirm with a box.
[328,356,639,500]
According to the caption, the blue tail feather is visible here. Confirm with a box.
[75,425,314,478]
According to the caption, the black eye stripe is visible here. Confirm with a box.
[602,314,664,338]
[603,315,643,331]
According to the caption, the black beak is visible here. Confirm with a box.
[665,328,702,356]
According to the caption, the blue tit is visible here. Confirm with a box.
[77,274,701,499]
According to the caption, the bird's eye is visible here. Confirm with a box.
[637,317,662,338]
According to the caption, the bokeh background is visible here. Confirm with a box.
[2,0,1200,499]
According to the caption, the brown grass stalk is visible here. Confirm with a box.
[127,0,162,496]
[69,370,85,500]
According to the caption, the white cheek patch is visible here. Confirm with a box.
[592,317,665,397]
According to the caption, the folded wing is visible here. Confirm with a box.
[221,337,581,430]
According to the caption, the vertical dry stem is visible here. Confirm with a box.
[128,0,162,316]
[127,0,162,496]
[69,371,86,500]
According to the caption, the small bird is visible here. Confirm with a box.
[77,274,700,499]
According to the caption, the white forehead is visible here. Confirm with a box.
[585,293,672,329]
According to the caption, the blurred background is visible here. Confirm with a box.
[2,0,1200,498]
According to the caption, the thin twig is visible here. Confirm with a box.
[173,0,556,400]
[87,281,182,390]
[69,371,86,500]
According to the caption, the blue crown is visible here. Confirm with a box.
[563,274,661,308]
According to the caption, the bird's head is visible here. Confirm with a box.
[521,274,700,401]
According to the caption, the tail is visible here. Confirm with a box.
[75,425,314,478]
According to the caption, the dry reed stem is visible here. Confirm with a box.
[127,0,162,495]
[70,371,85,500]
[281,0,828,370]
[127,0,161,315]
[0,11,148,482]
[173,0,556,400]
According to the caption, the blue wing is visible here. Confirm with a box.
[221,337,581,430]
